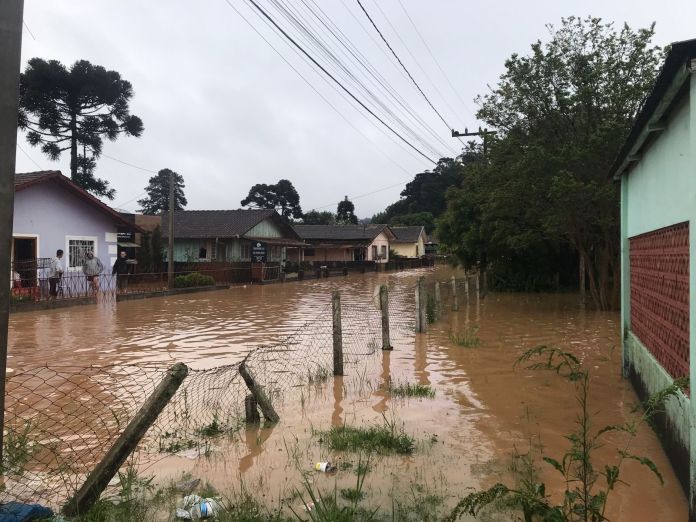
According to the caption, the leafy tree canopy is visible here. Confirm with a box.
[302,210,336,225]
[137,169,187,215]
[391,212,435,233]
[18,58,144,199]
[438,17,661,308]
[336,197,358,225]
[241,179,303,221]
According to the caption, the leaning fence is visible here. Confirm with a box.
[0,269,479,515]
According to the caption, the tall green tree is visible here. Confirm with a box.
[302,210,336,225]
[438,17,661,309]
[336,196,358,224]
[241,179,302,220]
[137,169,187,215]
[18,58,144,199]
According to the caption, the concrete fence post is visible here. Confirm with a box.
[435,281,441,313]
[415,277,427,333]
[63,362,189,517]
[239,356,280,423]
[451,276,459,311]
[380,284,392,350]
[332,291,343,375]
[464,273,470,301]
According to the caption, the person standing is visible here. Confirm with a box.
[49,249,64,298]
[82,251,104,294]
[112,251,130,291]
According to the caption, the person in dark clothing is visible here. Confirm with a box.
[112,251,130,291]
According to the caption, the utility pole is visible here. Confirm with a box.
[167,170,174,288]
[451,127,497,156]
[0,0,25,463]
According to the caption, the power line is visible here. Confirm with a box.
[243,0,437,164]
[356,0,463,147]
[308,180,407,211]
[17,143,43,170]
[101,153,158,174]
[22,20,36,41]
[223,0,415,175]
[395,0,473,117]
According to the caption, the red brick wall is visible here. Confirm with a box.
[630,222,689,379]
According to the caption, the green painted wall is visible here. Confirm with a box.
[621,74,695,507]
[246,219,283,238]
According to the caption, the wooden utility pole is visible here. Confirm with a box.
[167,170,174,287]
[451,127,497,156]
[0,0,25,464]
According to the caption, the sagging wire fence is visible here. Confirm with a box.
[1,272,452,515]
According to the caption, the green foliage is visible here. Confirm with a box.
[448,346,688,521]
[449,326,481,348]
[303,210,336,225]
[336,197,358,225]
[438,17,662,309]
[137,169,187,215]
[390,212,435,233]
[173,272,215,288]
[2,422,39,474]
[19,58,144,199]
[241,179,302,221]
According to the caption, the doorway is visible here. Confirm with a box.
[13,237,37,287]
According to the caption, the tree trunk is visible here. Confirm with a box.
[70,112,78,180]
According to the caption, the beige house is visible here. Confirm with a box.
[391,226,427,258]
[293,224,396,263]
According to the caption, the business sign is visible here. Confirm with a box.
[251,241,267,263]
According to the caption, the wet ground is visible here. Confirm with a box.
[8,267,688,520]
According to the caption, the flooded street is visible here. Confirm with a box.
[8,267,687,520]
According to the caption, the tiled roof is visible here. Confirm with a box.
[14,170,140,231]
[293,224,391,241]
[391,226,425,243]
[161,209,299,239]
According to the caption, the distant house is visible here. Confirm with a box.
[293,224,396,263]
[611,39,696,503]
[390,226,427,258]
[161,209,305,263]
[13,170,139,285]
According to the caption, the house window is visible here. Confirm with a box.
[199,246,207,259]
[67,237,97,270]
[305,248,316,257]
[371,245,377,260]
[381,245,387,259]
[241,242,250,260]
[211,242,217,261]
[416,245,419,256]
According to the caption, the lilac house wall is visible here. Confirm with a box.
[13,182,120,275]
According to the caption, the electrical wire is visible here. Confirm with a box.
[17,143,43,170]
[243,0,437,164]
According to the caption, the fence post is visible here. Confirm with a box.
[239,356,280,423]
[451,276,459,311]
[380,284,392,350]
[464,273,470,301]
[62,362,189,517]
[244,394,260,423]
[435,281,441,312]
[332,291,344,375]
[415,277,427,333]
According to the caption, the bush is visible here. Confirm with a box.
[173,272,215,288]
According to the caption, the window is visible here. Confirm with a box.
[304,248,315,257]
[416,245,419,256]
[67,237,97,269]
[371,245,377,260]
[198,247,207,259]
[240,242,250,260]
[380,245,387,259]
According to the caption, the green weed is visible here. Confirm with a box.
[388,381,435,399]
[317,416,414,455]
[448,326,481,348]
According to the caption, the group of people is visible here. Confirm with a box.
[47,249,132,297]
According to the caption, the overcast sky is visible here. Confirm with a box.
[14,0,696,218]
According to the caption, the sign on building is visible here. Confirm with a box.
[251,241,267,263]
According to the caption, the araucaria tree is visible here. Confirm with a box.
[138,169,187,215]
[438,17,661,310]
[336,196,358,224]
[241,179,303,221]
[18,58,144,199]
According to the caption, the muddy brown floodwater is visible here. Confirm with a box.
[8,267,688,520]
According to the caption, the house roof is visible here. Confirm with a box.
[390,226,426,243]
[293,224,395,243]
[609,38,696,179]
[14,170,141,232]
[161,209,302,241]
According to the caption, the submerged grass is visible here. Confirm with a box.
[449,326,481,348]
[317,418,415,455]
[388,381,435,399]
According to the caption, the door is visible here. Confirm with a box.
[13,237,37,286]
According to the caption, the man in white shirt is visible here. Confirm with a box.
[49,249,64,298]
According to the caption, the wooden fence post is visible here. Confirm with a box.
[451,276,459,311]
[63,362,189,517]
[332,291,344,375]
[239,356,280,424]
[380,285,392,350]
[244,394,260,423]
